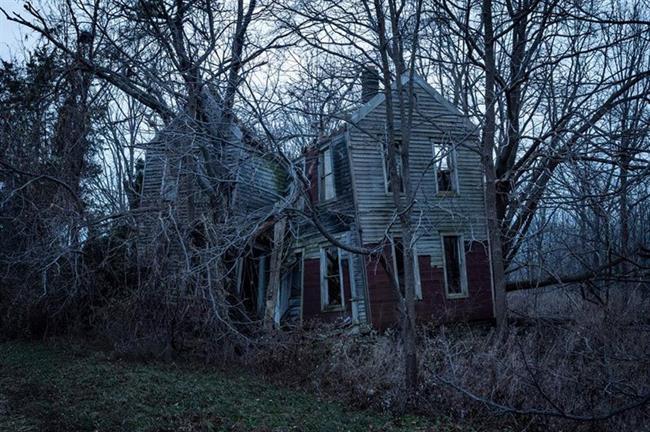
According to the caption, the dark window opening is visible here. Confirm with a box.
[437,170,452,192]
[322,246,343,308]
[382,138,405,193]
[442,235,466,297]
[388,238,422,299]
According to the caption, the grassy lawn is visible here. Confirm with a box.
[0,341,437,432]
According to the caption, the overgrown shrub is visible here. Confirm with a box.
[222,288,649,432]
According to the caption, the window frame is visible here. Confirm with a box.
[381,137,405,194]
[440,233,469,299]
[390,239,423,300]
[319,147,336,201]
[160,157,180,201]
[431,140,459,195]
[320,246,345,311]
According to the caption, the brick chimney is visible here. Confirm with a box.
[361,66,380,103]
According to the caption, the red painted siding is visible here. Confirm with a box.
[366,241,494,330]
[365,249,399,328]
[302,258,354,323]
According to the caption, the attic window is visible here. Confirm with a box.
[381,138,405,193]
[432,141,458,193]
[319,147,336,201]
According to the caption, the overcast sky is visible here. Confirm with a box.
[0,0,37,61]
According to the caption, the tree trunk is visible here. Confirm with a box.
[373,0,419,400]
[482,0,508,332]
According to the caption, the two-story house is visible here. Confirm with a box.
[278,71,495,329]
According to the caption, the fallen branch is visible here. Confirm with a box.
[506,248,647,292]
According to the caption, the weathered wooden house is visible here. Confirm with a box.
[139,75,495,330]
[281,72,495,329]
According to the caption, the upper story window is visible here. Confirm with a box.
[432,141,458,194]
[160,158,179,202]
[382,138,405,193]
[441,234,468,298]
[319,147,336,201]
[391,238,422,300]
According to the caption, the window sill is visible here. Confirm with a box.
[445,293,469,300]
[436,191,459,198]
[321,305,345,313]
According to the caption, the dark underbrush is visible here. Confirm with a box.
[1,278,648,431]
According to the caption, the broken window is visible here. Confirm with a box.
[391,238,422,300]
[320,246,344,309]
[432,141,457,193]
[382,138,404,193]
[319,147,336,201]
[441,234,468,298]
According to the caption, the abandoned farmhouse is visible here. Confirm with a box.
[138,72,496,330]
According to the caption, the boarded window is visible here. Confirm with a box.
[319,148,336,200]
[391,238,422,300]
[320,246,343,309]
[441,235,468,298]
[432,142,457,193]
[382,138,404,193]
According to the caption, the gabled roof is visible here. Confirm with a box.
[348,73,479,135]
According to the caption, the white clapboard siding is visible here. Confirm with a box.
[348,75,488,267]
